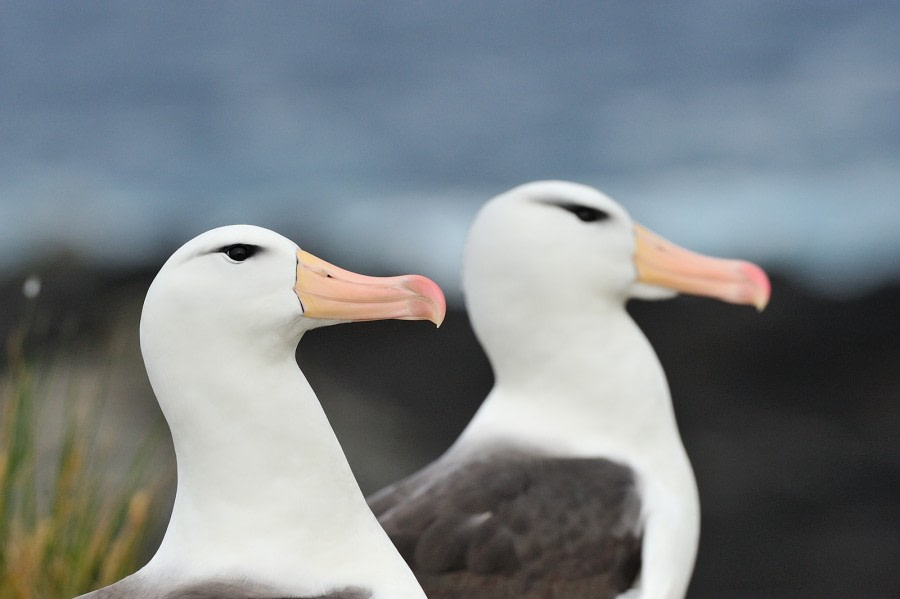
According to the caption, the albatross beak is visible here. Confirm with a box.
[634,224,771,311]
[294,250,446,326]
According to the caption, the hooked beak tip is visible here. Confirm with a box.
[740,261,771,312]
[404,275,447,327]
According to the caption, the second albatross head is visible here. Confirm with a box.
[463,180,769,322]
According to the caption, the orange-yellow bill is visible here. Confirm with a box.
[634,224,770,311]
[294,250,446,326]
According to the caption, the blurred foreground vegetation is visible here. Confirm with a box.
[0,312,160,598]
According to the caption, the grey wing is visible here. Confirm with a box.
[369,452,643,599]
[77,577,371,599]
[74,577,151,599]
[167,582,372,599]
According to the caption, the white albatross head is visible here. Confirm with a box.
[464,180,770,310]
[463,181,769,340]
[141,224,445,356]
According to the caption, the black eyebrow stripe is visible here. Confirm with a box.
[541,201,611,221]
[213,244,264,254]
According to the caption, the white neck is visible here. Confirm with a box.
[138,330,425,598]
[457,302,684,459]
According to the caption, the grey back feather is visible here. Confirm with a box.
[369,450,643,599]
[77,578,372,599]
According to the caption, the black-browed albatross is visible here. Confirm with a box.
[369,181,770,599]
[77,224,446,599]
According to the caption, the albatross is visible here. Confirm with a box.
[77,224,445,599]
[368,181,770,599]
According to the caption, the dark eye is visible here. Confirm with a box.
[221,244,258,262]
[560,203,610,223]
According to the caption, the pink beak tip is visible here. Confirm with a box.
[405,275,448,327]
[739,261,771,312]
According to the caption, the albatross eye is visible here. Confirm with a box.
[221,244,258,262]
[560,204,610,223]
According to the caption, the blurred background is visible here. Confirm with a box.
[0,2,897,598]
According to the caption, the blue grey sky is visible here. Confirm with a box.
[1,1,898,300]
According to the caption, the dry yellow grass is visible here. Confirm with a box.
[0,316,160,598]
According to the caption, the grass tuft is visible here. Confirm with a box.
[0,304,161,598]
